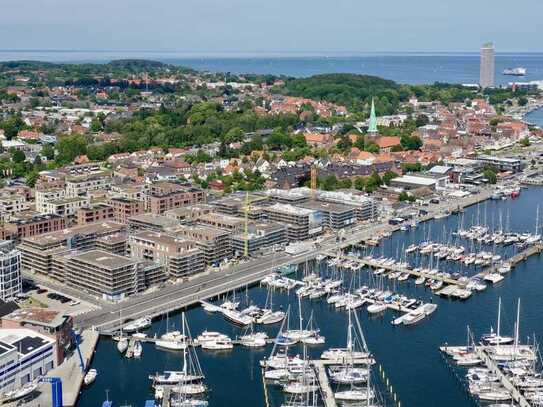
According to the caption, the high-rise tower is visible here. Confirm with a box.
[367,98,378,136]
[480,42,495,89]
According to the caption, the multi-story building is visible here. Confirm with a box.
[0,329,57,391]
[147,182,206,215]
[231,222,287,256]
[2,308,73,366]
[262,203,323,241]
[128,214,179,232]
[35,188,66,213]
[0,240,22,301]
[128,231,205,279]
[109,197,145,224]
[195,213,245,233]
[41,196,90,217]
[0,214,66,242]
[0,194,29,221]
[18,221,126,279]
[96,233,128,256]
[164,205,213,223]
[65,171,112,197]
[299,201,356,230]
[76,203,115,225]
[64,250,138,301]
[480,42,495,89]
[175,224,232,265]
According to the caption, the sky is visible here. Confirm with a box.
[0,0,541,54]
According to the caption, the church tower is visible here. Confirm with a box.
[367,98,378,136]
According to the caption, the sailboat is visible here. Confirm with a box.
[156,313,189,351]
[283,297,316,341]
[300,312,325,345]
[117,310,128,354]
[482,298,514,345]
[150,313,205,386]
[238,324,268,348]
[333,310,380,406]
[256,286,285,325]
[322,308,371,361]
[2,344,39,402]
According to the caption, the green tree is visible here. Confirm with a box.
[56,134,88,164]
[354,177,365,191]
[483,168,497,184]
[42,144,55,160]
[11,149,26,163]
[382,170,398,185]
[519,137,531,147]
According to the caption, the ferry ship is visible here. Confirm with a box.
[502,67,527,76]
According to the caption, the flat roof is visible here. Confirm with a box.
[21,221,125,246]
[70,249,136,270]
[0,329,55,356]
[129,214,179,228]
[3,308,68,327]
[299,200,354,214]
[266,203,315,216]
[391,175,437,186]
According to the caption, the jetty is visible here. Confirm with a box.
[312,360,337,407]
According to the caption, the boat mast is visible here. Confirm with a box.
[496,297,502,348]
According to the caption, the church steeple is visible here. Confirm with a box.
[367,98,378,136]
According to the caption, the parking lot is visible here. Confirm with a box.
[20,280,98,316]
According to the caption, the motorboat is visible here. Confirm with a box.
[133,341,143,358]
[238,331,268,348]
[415,276,426,285]
[156,339,188,351]
[124,316,152,332]
[367,303,387,315]
[256,309,285,325]
[201,338,233,350]
[283,381,318,394]
[84,369,98,385]
[2,382,38,403]
[329,366,368,384]
[222,309,253,326]
[150,371,204,385]
[117,336,128,354]
[195,331,230,346]
[335,388,375,401]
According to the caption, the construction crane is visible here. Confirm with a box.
[310,165,318,200]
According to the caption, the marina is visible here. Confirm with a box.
[71,186,543,407]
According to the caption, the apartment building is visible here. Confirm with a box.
[262,203,323,241]
[0,214,66,242]
[128,231,205,279]
[76,203,115,225]
[35,188,66,213]
[147,182,206,215]
[231,222,287,255]
[41,196,90,216]
[0,194,29,221]
[65,171,112,197]
[64,250,138,301]
[128,214,179,232]
[18,221,126,279]
[195,213,245,233]
[164,205,213,223]
[175,224,232,265]
[0,240,22,301]
[109,197,145,224]
[299,201,356,230]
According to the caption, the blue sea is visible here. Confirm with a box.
[1,51,543,85]
[76,187,543,407]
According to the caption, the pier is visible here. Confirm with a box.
[312,360,337,407]
[474,346,531,407]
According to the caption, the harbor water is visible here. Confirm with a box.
[78,186,543,407]
[1,51,543,85]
